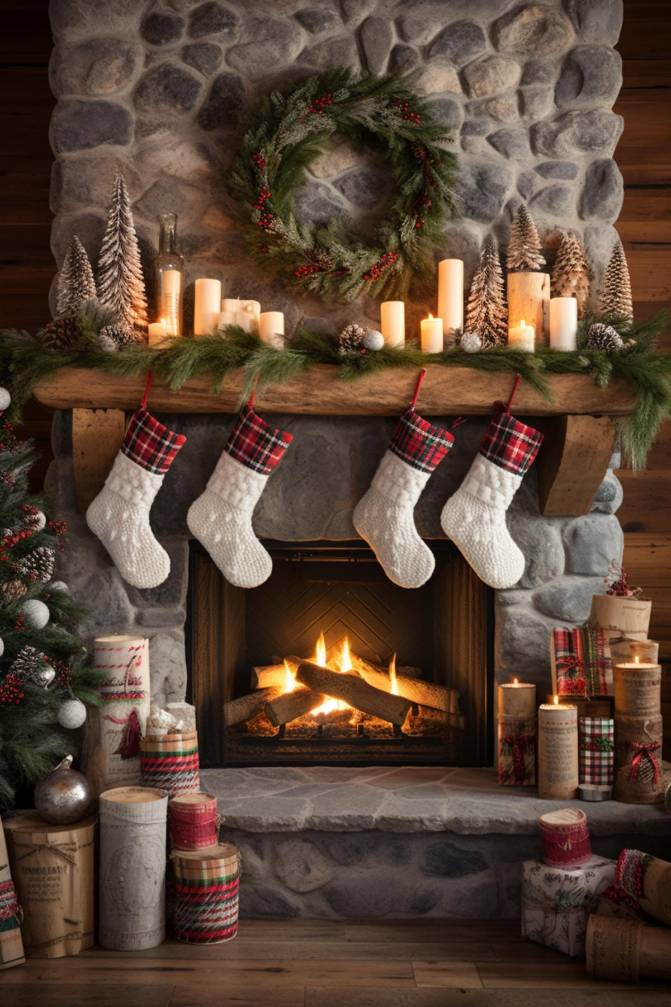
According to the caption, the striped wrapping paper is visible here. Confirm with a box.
[173,844,240,944]
[579,716,615,785]
[140,731,200,796]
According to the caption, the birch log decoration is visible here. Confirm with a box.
[4,812,95,958]
[224,687,282,726]
[589,595,652,642]
[538,701,579,799]
[507,272,550,343]
[265,686,326,727]
[614,661,662,716]
[353,656,458,713]
[295,661,413,726]
[586,915,671,982]
[0,815,25,970]
[614,713,664,804]
[85,635,150,795]
[99,786,168,951]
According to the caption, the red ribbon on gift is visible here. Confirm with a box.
[502,733,535,785]
[629,741,661,784]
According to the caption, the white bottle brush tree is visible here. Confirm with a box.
[97,175,148,337]
[465,236,507,348]
[56,235,97,316]
[507,205,545,272]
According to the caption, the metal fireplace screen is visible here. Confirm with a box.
[187,541,493,767]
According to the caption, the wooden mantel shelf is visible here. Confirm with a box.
[34,364,628,519]
[33,364,637,416]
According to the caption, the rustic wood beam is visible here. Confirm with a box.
[33,365,638,416]
[537,415,618,518]
[72,407,126,512]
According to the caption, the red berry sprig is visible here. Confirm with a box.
[0,672,25,706]
[54,660,73,689]
[362,250,399,283]
[309,92,333,114]
[294,263,324,280]
[252,151,266,169]
[393,98,421,125]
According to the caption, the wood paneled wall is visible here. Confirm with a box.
[2,1,671,649]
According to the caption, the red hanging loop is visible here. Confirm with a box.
[506,372,522,413]
[141,370,154,410]
[410,368,427,408]
[451,416,467,430]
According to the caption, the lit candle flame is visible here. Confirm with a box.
[553,694,559,705]
[634,655,640,665]
[388,653,398,696]
[513,677,519,685]
[283,659,296,694]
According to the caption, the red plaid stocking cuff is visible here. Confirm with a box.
[390,407,454,474]
[122,407,186,475]
[224,404,293,475]
[480,411,543,476]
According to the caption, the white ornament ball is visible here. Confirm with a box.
[21,599,50,629]
[0,387,10,413]
[50,581,69,594]
[0,636,3,658]
[460,331,483,353]
[363,329,385,352]
[57,698,87,730]
[29,509,47,532]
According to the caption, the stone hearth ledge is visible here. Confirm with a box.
[202,765,671,835]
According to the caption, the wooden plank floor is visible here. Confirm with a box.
[1,920,668,1007]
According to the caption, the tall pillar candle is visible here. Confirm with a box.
[437,259,463,342]
[99,786,168,950]
[508,271,550,344]
[85,635,150,796]
[380,301,405,348]
[420,314,443,353]
[218,296,241,330]
[4,813,95,958]
[258,310,285,348]
[549,297,578,351]
[538,700,579,799]
[194,278,222,337]
[497,681,537,786]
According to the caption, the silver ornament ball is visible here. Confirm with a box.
[30,509,47,532]
[34,755,93,825]
[20,598,50,630]
[0,636,3,658]
[36,663,56,687]
[363,329,385,352]
[57,697,87,730]
[460,331,483,353]
[0,387,10,412]
[49,580,69,594]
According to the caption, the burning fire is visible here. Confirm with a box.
[283,659,296,694]
[388,653,398,696]
[309,634,352,717]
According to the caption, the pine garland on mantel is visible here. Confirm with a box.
[1,312,670,470]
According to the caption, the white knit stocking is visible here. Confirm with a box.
[187,452,273,589]
[86,453,170,589]
[353,452,437,589]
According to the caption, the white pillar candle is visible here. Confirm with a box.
[508,318,535,352]
[160,269,182,337]
[380,301,405,348]
[497,680,536,719]
[437,259,464,342]
[538,698,579,800]
[258,310,285,348]
[148,320,168,347]
[549,297,578,351]
[194,278,222,337]
[236,299,261,334]
[420,314,443,353]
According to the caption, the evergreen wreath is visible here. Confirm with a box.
[227,68,457,304]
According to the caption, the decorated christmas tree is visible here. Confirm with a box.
[97,175,148,337]
[465,236,507,347]
[507,205,545,272]
[0,389,101,807]
[56,235,97,317]
[599,237,634,325]
[551,231,590,318]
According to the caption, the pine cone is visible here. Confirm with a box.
[18,545,55,584]
[585,322,624,354]
[1,579,27,602]
[36,315,82,351]
[459,331,483,353]
[337,323,367,356]
[98,323,134,353]
[10,645,55,687]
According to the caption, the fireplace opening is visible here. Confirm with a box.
[187,541,494,768]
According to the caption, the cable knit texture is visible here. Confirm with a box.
[187,451,273,589]
[86,452,170,589]
[440,454,525,589]
[353,451,435,589]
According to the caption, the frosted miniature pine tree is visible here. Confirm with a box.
[97,175,148,333]
[507,205,545,272]
[56,235,97,316]
[466,236,507,347]
[599,238,633,325]
[551,231,590,319]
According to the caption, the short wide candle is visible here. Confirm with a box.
[194,278,222,337]
[258,311,285,348]
[508,318,535,352]
[549,297,578,351]
[420,314,443,353]
[380,301,405,348]
[498,681,536,718]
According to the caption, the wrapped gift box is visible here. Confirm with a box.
[579,716,615,785]
[551,627,612,698]
[521,857,615,957]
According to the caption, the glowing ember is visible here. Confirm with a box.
[283,659,296,694]
[388,653,398,696]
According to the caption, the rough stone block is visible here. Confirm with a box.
[334,166,394,209]
[141,12,185,46]
[517,171,535,200]
[591,470,624,515]
[429,21,486,66]
[188,1,239,38]
[50,0,143,36]
[496,604,554,688]
[521,59,558,85]
[564,0,624,46]
[427,97,463,130]
[398,13,440,46]
[464,55,521,98]
[148,628,188,705]
[182,42,223,75]
[414,60,461,95]
[51,38,141,96]
[324,875,440,917]
[493,4,574,55]
[556,45,622,108]
[51,99,133,153]
[50,155,142,214]
[487,128,530,160]
[273,838,334,892]
[533,575,605,623]
[563,513,624,575]
[197,72,245,129]
[535,160,579,180]
[389,45,420,73]
[508,513,565,588]
[580,158,624,221]
[360,16,393,75]
[295,8,340,34]
[530,183,573,215]
[455,161,512,222]
[294,180,346,226]
[134,62,203,114]
[532,110,624,157]
[300,34,360,70]
[520,84,554,119]
[240,885,301,918]
[228,19,303,79]
[422,840,488,878]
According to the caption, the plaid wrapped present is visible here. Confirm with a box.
[579,716,615,785]
[521,857,615,957]
[551,626,612,697]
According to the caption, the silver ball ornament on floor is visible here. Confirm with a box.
[363,329,385,352]
[20,598,50,630]
[57,697,87,730]
[34,755,93,825]
[0,387,10,412]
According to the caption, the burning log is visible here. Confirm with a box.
[251,662,297,690]
[224,687,281,727]
[353,656,458,715]
[265,686,326,727]
[295,661,413,727]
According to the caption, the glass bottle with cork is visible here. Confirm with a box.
[154,213,184,337]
